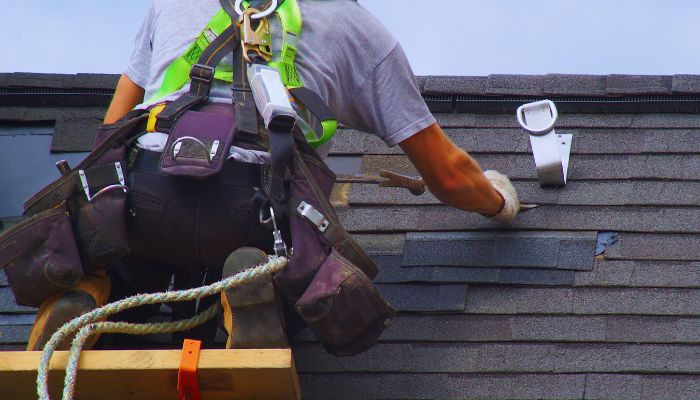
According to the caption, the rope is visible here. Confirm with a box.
[37,256,288,400]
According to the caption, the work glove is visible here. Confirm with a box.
[483,170,520,222]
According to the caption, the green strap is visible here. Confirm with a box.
[243,0,302,88]
[145,8,233,104]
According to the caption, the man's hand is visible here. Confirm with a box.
[104,74,145,124]
[399,123,518,219]
[483,170,520,221]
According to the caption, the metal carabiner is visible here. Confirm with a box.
[238,7,272,63]
[234,0,278,19]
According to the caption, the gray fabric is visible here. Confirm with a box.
[125,0,435,146]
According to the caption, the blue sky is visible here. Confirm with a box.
[2,0,699,76]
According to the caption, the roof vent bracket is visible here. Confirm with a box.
[517,100,571,187]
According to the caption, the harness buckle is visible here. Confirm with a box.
[239,8,272,63]
[189,64,216,85]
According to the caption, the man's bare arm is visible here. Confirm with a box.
[104,74,145,124]
[399,123,505,216]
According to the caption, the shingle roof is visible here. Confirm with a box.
[1,73,700,399]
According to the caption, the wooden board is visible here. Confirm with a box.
[0,348,300,400]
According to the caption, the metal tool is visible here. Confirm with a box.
[337,170,426,196]
[516,100,572,187]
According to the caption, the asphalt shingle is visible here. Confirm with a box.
[575,260,700,288]
[339,206,700,233]
[672,74,700,94]
[377,284,468,312]
[363,153,700,181]
[486,75,546,96]
[544,74,608,96]
[606,75,673,95]
[402,231,595,270]
[602,233,700,261]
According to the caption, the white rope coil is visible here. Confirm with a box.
[37,256,288,400]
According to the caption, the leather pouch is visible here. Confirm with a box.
[0,203,84,307]
[160,110,236,179]
[295,249,396,357]
[76,188,130,273]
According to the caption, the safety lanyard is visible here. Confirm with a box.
[147,0,301,105]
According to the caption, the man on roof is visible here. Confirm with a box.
[28,0,519,352]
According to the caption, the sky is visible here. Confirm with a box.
[2,0,700,76]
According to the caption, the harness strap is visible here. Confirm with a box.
[156,24,241,132]
[290,87,338,147]
[146,8,234,104]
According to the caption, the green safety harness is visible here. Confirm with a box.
[147,0,337,147]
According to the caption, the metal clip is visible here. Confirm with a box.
[261,206,288,258]
[171,136,218,164]
[239,8,272,63]
[78,162,129,202]
[297,201,330,232]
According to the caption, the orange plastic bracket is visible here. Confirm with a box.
[177,339,202,400]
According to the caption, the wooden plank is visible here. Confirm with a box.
[0,348,300,400]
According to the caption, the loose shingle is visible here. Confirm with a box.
[606,75,673,95]
[377,284,468,312]
[339,206,700,234]
[403,231,595,270]
[575,260,700,288]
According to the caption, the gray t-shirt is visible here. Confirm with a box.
[126,0,435,147]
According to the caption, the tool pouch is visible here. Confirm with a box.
[0,203,84,307]
[160,110,236,179]
[274,139,395,356]
[295,249,396,357]
[76,187,130,274]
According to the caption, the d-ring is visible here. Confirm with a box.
[234,0,278,19]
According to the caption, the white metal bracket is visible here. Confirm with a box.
[516,100,572,187]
